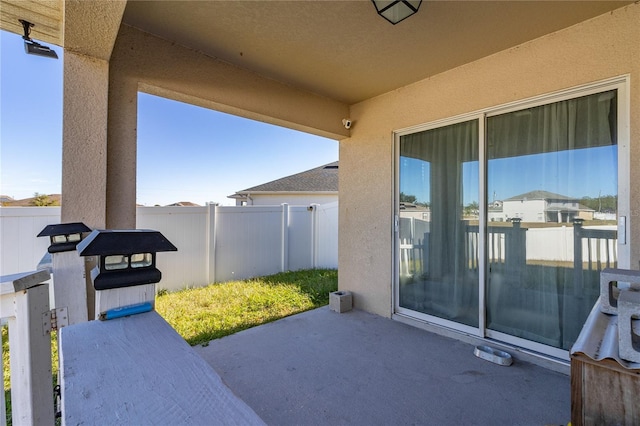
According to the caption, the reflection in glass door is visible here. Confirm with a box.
[398,120,479,327]
[396,88,621,354]
[486,90,618,350]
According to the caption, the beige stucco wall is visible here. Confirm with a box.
[61,52,109,229]
[339,4,640,317]
[61,0,126,229]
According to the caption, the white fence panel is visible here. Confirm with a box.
[0,207,61,276]
[525,226,573,262]
[316,202,338,268]
[288,206,313,271]
[214,205,285,283]
[1,203,339,292]
[137,206,208,291]
[525,225,616,263]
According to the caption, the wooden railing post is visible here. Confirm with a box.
[1,270,54,426]
[573,218,585,295]
[505,218,526,274]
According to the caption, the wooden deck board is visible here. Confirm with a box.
[60,311,264,425]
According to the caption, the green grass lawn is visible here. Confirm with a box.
[2,326,10,423]
[3,268,338,423]
[156,268,338,346]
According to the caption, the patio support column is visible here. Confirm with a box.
[60,0,128,320]
[61,51,109,229]
[61,0,127,229]
[60,51,110,320]
[106,71,138,229]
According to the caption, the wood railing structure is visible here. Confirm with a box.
[572,218,617,294]
[399,218,616,281]
[466,219,527,273]
[1,270,55,426]
[2,228,267,425]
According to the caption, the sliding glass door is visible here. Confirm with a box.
[398,119,479,327]
[396,82,624,356]
[486,90,618,351]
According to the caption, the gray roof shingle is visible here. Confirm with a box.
[503,190,576,202]
[233,162,338,194]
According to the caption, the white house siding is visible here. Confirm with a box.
[244,194,337,206]
[502,199,547,222]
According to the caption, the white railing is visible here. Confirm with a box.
[1,270,54,426]
[399,218,617,266]
[1,202,339,291]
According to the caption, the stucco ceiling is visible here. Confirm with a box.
[0,1,632,105]
[122,1,631,105]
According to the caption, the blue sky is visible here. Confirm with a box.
[1,30,338,206]
[401,145,617,206]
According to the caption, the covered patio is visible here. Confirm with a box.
[1,0,639,424]
[195,306,570,425]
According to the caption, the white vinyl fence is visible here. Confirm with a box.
[0,202,338,291]
[399,217,617,277]
[0,207,61,276]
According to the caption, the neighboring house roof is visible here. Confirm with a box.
[503,190,576,202]
[165,201,200,207]
[229,162,338,199]
[399,202,429,211]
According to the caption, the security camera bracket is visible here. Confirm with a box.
[19,19,58,59]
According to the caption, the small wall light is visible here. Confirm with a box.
[371,0,422,25]
[19,19,58,59]
[77,229,177,291]
[38,222,92,253]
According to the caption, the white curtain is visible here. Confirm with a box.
[399,90,617,349]
[486,90,617,349]
[488,91,616,158]
[400,120,479,326]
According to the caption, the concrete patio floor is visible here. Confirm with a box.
[195,307,570,426]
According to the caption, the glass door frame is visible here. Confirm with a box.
[392,75,630,360]
[393,111,485,339]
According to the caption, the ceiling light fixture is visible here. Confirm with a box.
[371,0,422,25]
[19,19,58,59]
